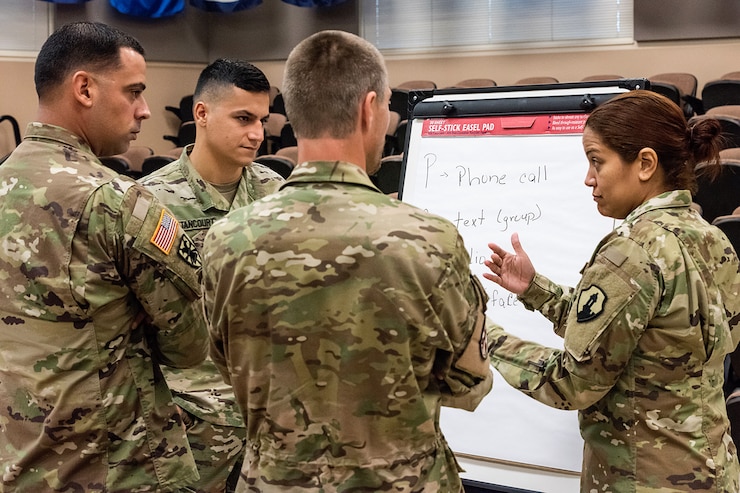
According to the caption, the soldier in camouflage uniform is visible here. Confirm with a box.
[0,22,207,492]
[140,58,284,493]
[201,31,493,493]
[483,91,740,492]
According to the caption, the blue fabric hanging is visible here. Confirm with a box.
[189,0,262,12]
[109,0,186,18]
[281,0,349,6]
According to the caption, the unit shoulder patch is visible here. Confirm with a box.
[177,234,201,268]
[576,285,607,322]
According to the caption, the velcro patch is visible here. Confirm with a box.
[150,209,179,254]
[602,246,628,267]
[576,285,607,322]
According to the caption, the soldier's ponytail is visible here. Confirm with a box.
[688,116,723,185]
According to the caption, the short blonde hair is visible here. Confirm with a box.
[283,30,388,139]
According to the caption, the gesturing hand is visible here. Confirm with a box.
[482,233,535,295]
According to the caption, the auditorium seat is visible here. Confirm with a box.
[371,154,404,195]
[650,72,697,98]
[515,76,559,85]
[275,145,298,165]
[395,79,437,90]
[393,120,408,156]
[700,79,740,113]
[706,105,740,118]
[451,78,497,88]
[389,89,412,120]
[268,85,281,110]
[271,92,286,116]
[140,155,176,177]
[165,94,194,123]
[99,155,131,175]
[580,74,624,82]
[647,72,698,118]
[384,110,402,156]
[720,147,740,160]
[693,158,740,223]
[263,112,287,154]
[117,145,154,174]
[163,120,196,147]
[279,123,297,149]
[649,81,682,107]
[254,154,294,179]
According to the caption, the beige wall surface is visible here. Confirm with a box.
[2,37,740,157]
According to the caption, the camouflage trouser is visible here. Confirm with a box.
[181,409,246,493]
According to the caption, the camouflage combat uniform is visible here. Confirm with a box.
[0,123,208,492]
[140,145,284,492]
[201,160,493,493]
[488,190,740,492]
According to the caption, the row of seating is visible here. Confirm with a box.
[151,72,740,184]
[694,152,740,224]
[101,145,298,180]
[388,72,740,118]
[159,71,740,167]
[384,73,740,160]
[254,145,298,179]
[99,145,180,178]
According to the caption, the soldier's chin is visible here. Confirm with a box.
[99,143,129,158]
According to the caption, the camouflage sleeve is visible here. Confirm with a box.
[488,238,660,410]
[716,233,740,348]
[729,275,740,349]
[90,180,208,369]
[200,221,232,385]
[435,234,494,411]
[517,273,577,338]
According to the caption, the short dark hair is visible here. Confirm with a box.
[34,22,145,100]
[193,58,270,101]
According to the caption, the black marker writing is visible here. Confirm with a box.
[519,165,547,184]
[497,204,542,231]
[424,153,437,188]
[491,289,520,309]
[454,209,486,229]
[468,246,489,265]
[456,166,507,187]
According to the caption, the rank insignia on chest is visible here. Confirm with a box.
[151,209,179,254]
[576,285,607,322]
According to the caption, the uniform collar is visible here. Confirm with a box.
[281,160,382,193]
[623,190,692,224]
[24,122,94,155]
[177,144,254,212]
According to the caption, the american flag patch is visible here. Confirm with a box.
[150,209,179,254]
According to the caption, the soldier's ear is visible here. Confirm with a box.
[193,101,208,126]
[636,147,658,182]
[72,71,94,108]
